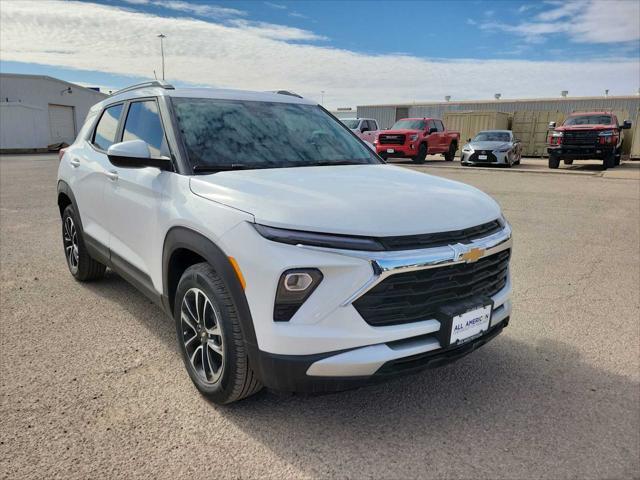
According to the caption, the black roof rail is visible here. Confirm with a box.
[110,80,175,96]
[271,90,303,99]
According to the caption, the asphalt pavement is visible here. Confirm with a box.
[1,154,638,479]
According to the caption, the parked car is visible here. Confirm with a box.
[341,117,381,143]
[461,130,522,167]
[547,112,632,169]
[57,81,513,404]
[376,118,460,164]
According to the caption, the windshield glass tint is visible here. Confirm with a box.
[564,115,612,126]
[473,132,511,142]
[391,119,426,130]
[342,119,360,129]
[172,99,379,170]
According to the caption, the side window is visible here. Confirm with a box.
[122,100,168,158]
[427,120,436,132]
[371,120,379,131]
[435,120,444,132]
[93,104,123,150]
[366,120,376,131]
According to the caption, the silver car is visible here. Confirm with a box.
[461,130,522,167]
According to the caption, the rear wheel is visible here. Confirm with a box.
[413,143,427,164]
[444,142,456,162]
[175,263,262,404]
[548,155,560,169]
[61,205,106,281]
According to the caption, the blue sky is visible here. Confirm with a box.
[1,0,639,107]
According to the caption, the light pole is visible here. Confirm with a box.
[157,33,166,80]
[321,90,325,106]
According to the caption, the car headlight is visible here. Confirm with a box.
[409,134,419,141]
[551,131,563,138]
[496,145,511,152]
[462,145,472,152]
[253,223,385,251]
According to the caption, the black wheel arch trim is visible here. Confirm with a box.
[162,226,260,369]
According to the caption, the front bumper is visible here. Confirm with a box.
[219,221,513,392]
[547,145,614,160]
[376,144,415,158]
[461,149,510,165]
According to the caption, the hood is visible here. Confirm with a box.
[380,129,420,135]
[468,141,511,150]
[556,124,614,131]
[189,165,501,237]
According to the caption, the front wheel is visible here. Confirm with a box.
[61,205,105,281]
[413,143,427,164]
[175,263,262,404]
[603,152,615,169]
[444,143,456,161]
[548,155,560,169]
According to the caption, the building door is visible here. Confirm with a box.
[48,104,75,145]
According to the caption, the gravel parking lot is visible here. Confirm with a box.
[1,154,638,479]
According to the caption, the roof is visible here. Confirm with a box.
[358,95,639,108]
[96,84,316,111]
[565,111,615,115]
[0,73,107,97]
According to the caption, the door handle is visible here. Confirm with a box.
[70,159,80,168]
[105,170,119,181]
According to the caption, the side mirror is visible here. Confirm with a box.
[428,127,438,134]
[467,137,472,142]
[622,120,632,130]
[548,121,556,129]
[107,140,172,171]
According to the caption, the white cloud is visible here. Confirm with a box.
[482,0,640,44]
[228,19,326,41]
[264,2,287,10]
[123,0,247,18]
[1,0,638,108]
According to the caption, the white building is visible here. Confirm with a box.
[0,73,107,151]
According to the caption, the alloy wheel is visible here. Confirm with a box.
[180,288,224,384]
[63,216,79,274]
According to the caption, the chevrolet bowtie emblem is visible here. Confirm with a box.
[459,247,485,263]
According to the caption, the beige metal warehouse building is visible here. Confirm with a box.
[0,73,107,152]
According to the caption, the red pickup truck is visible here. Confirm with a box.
[375,117,460,164]
[547,112,632,169]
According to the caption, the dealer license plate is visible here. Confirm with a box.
[478,154,487,160]
[386,149,395,153]
[450,305,492,344]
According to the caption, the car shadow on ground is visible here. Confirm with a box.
[85,271,639,478]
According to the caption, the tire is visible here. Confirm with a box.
[174,262,262,404]
[548,156,560,169]
[563,159,573,165]
[603,151,615,169]
[614,147,621,166]
[62,205,106,281]
[444,142,456,162]
[413,143,427,164]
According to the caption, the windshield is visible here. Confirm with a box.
[172,99,380,171]
[342,119,360,129]
[473,132,511,142]
[564,115,612,126]
[391,119,426,130]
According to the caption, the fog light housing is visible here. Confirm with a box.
[274,268,323,321]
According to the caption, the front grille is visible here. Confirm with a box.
[378,220,502,251]
[353,249,510,326]
[563,131,599,145]
[469,151,497,162]
[378,134,406,145]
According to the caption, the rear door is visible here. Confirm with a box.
[103,98,173,289]
[434,119,446,152]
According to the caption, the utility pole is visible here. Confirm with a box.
[157,33,166,80]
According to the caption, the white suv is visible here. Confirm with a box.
[58,81,513,404]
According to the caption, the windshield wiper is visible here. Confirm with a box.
[192,164,249,173]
